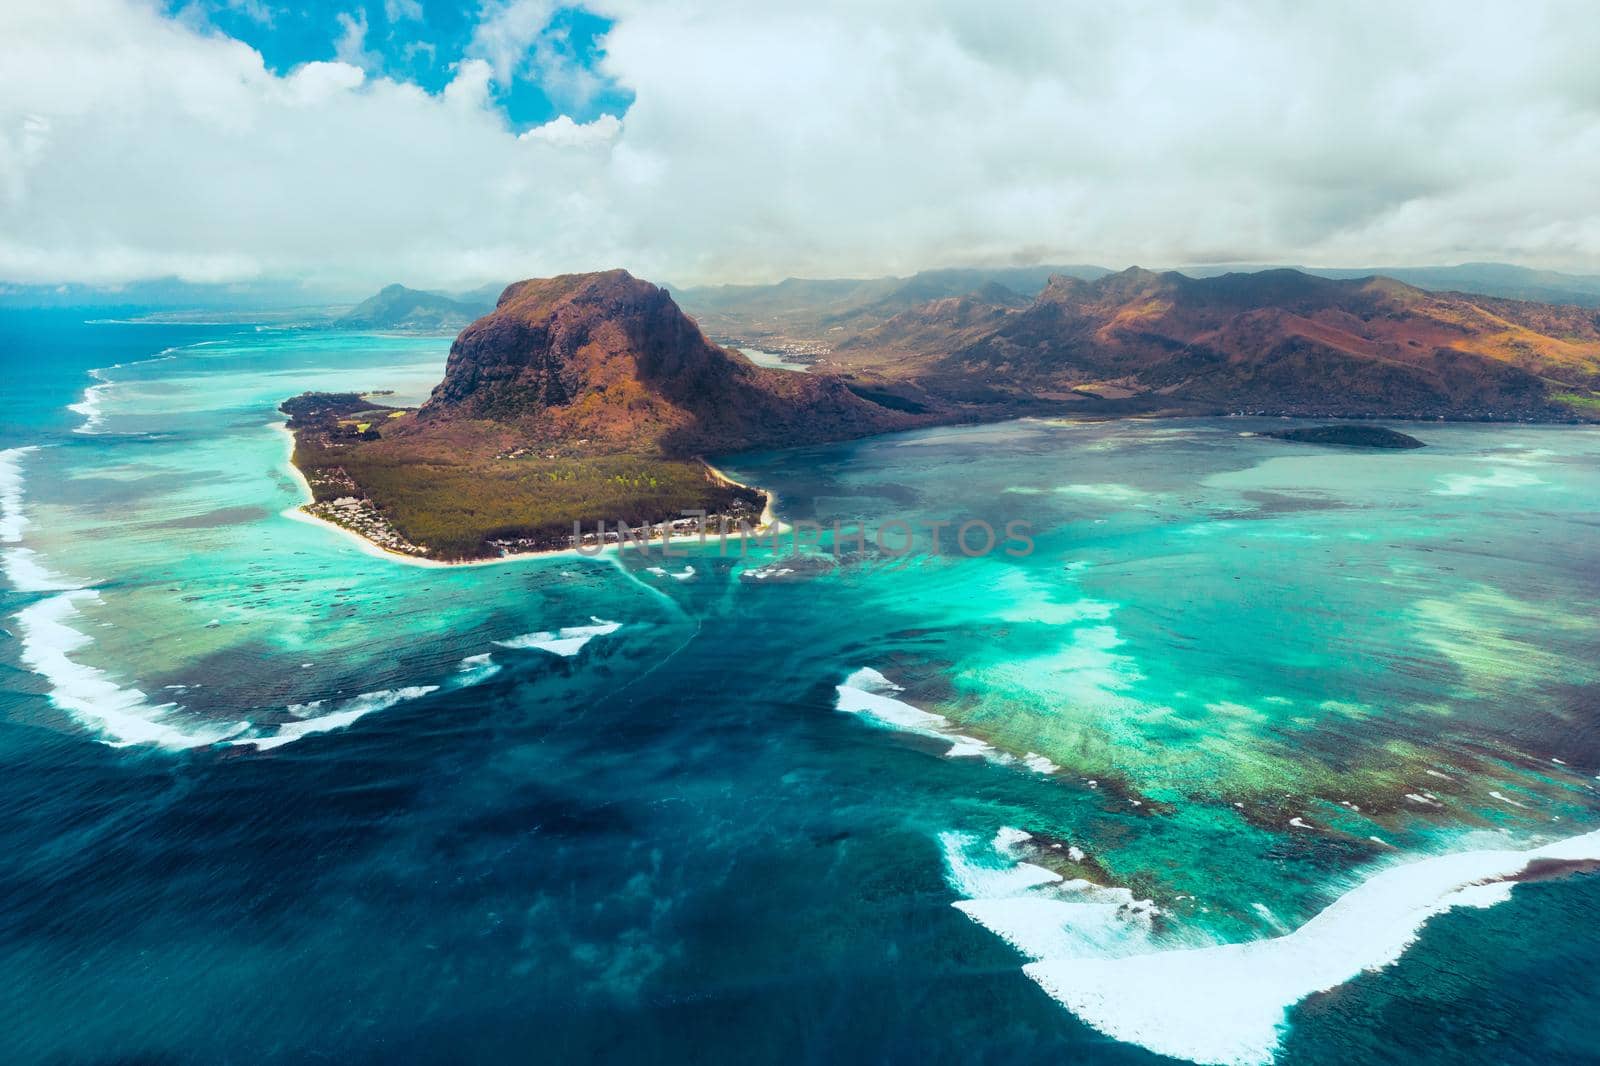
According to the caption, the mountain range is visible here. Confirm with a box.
[670,261,1600,355]
[829,267,1600,421]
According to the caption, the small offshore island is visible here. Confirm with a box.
[1262,424,1427,449]
[283,266,1600,562]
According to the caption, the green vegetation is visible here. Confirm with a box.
[294,435,760,559]
[283,392,766,560]
[1552,390,1600,415]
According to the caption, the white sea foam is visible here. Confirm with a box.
[944,821,1600,1066]
[494,617,623,657]
[454,652,502,686]
[836,668,1069,773]
[1433,467,1544,496]
[2,547,74,592]
[943,829,1165,964]
[232,685,439,751]
[645,565,697,580]
[1054,482,1150,502]
[15,591,247,749]
[13,570,435,752]
[68,389,107,433]
[0,445,38,543]
[1023,752,1061,774]
[835,668,996,759]
[744,565,795,580]
[67,351,180,436]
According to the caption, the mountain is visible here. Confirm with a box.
[850,267,1600,420]
[284,271,938,559]
[335,283,496,330]
[420,270,922,453]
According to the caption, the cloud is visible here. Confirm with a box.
[384,0,424,23]
[333,8,380,71]
[1,0,1599,290]
[518,113,620,148]
[173,0,277,30]
[442,58,495,110]
[467,0,557,85]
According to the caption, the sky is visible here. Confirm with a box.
[2,0,1598,294]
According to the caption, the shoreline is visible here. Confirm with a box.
[701,457,786,533]
[272,421,787,569]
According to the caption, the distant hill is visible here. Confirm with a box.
[1180,262,1600,309]
[834,282,1030,368]
[675,264,1110,352]
[335,283,497,331]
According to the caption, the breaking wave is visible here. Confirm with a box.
[67,350,180,435]
[494,617,623,657]
[230,686,440,751]
[835,668,1057,774]
[15,590,249,750]
[942,823,1600,1065]
[454,652,503,686]
[0,445,38,543]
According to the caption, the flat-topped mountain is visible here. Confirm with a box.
[838,267,1600,420]
[420,270,917,452]
[336,283,495,331]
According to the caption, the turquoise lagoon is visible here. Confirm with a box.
[2,317,1600,1064]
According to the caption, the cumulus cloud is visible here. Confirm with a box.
[518,113,621,148]
[1,0,1598,290]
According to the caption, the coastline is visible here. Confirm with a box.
[272,421,786,569]
[273,420,592,569]
[701,457,785,533]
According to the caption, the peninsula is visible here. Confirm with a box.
[284,270,934,560]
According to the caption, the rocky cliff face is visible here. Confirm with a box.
[419,270,918,453]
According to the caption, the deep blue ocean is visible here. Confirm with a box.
[3,311,1600,1065]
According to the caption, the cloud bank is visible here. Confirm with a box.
[2,0,1598,289]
